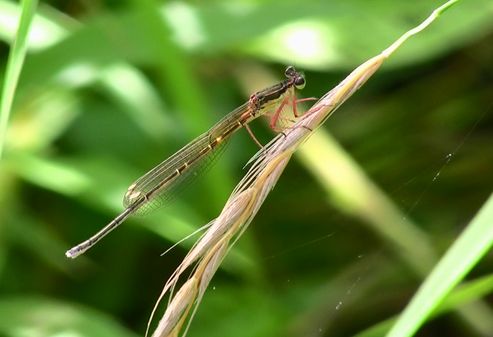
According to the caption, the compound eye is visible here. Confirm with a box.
[284,66,296,77]
[294,75,305,90]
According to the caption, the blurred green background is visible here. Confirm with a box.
[1,0,493,336]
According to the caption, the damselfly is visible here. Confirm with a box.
[66,66,306,258]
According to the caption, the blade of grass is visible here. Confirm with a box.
[386,193,493,337]
[0,0,38,158]
[355,273,493,337]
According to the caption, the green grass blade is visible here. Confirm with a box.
[386,193,493,337]
[0,0,38,158]
[355,273,493,337]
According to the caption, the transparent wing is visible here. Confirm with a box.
[136,140,228,215]
[123,131,228,215]
[121,103,255,215]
